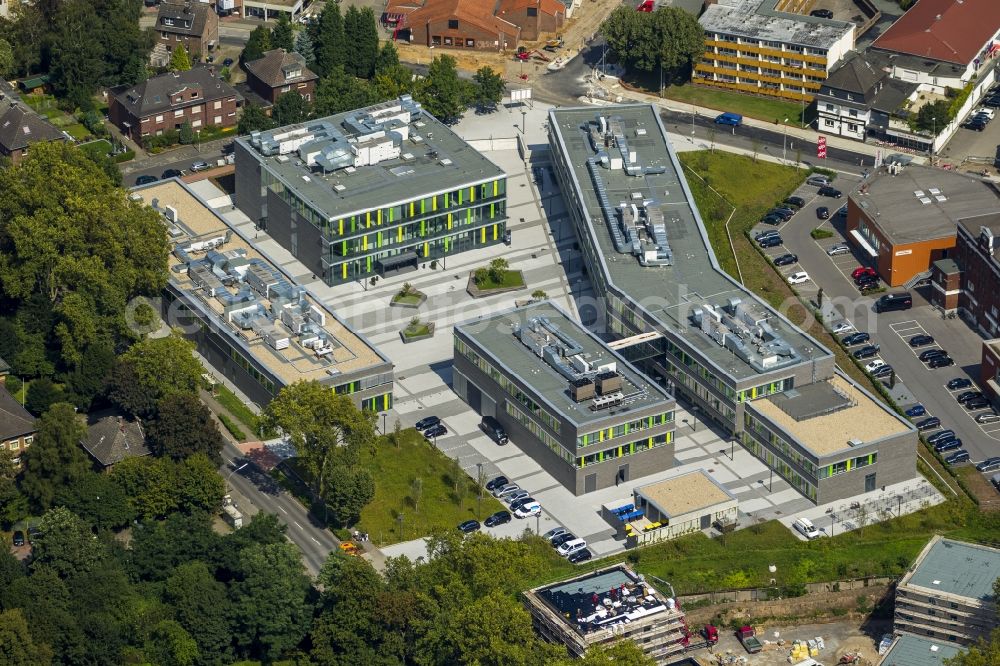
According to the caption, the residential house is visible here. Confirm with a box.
[495,0,564,42]
[109,68,242,143]
[815,51,918,145]
[240,0,306,21]
[0,384,35,468]
[156,0,219,58]
[384,0,521,51]
[80,412,150,469]
[243,49,318,105]
[0,93,67,165]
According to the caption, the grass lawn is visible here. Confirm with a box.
[63,123,90,140]
[392,293,423,306]
[476,270,525,291]
[79,139,113,157]
[662,83,812,126]
[357,429,506,543]
[213,384,276,438]
[403,323,432,337]
[678,151,874,389]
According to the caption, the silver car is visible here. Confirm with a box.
[807,175,830,187]
[827,245,850,256]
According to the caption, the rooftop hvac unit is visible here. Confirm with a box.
[847,438,863,447]
[570,378,595,402]
[164,205,178,222]
[595,371,622,395]
[590,391,624,411]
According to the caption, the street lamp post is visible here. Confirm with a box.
[476,462,484,520]
[226,462,249,485]
[782,118,789,163]
[691,108,695,137]
[382,412,387,436]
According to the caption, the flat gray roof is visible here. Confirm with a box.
[700,0,854,49]
[853,166,1000,245]
[548,105,831,383]
[906,537,1000,602]
[879,634,962,666]
[236,97,505,220]
[455,301,673,428]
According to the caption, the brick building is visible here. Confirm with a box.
[845,163,1000,287]
[243,49,318,104]
[109,68,242,143]
[980,339,1000,406]
[495,0,564,42]
[0,383,35,468]
[156,0,219,57]
[0,94,66,165]
[385,0,521,51]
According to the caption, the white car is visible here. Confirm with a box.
[827,245,851,256]
[514,502,541,518]
[831,321,855,334]
[976,107,996,119]
[865,359,886,373]
[787,271,810,285]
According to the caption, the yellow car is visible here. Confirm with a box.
[339,542,361,556]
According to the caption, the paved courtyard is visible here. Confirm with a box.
[189,101,943,564]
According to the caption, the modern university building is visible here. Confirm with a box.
[546,104,917,504]
[234,95,508,285]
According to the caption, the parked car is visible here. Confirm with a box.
[976,107,996,119]
[190,161,211,172]
[492,483,519,498]
[759,236,783,248]
[853,344,880,359]
[965,397,990,410]
[929,356,955,369]
[983,96,1000,108]
[568,549,593,564]
[551,532,577,548]
[810,8,833,18]
[827,244,850,256]
[787,271,810,285]
[423,423,447,438]
[934,438,962,453]
[975,457,1000,473]
[510,496,537,512]
[498,487,523,501]
[816,206,830,220]
[807,175,830,187]
[945,450,970,465]
[784,196,805,208]
[919,349,948,362]
[927,430,956,445]
[484,510,512,527]
[768,208,794,221]
[957,391,985,404]
[864,359,886,373]
[963,118,988,131]
[909,334,934,347]
[852,267,877,280]
[485,475,509,492]
[842,332,870,346]
[905,404,926,417]
[714,112,743,127]
[773,253,798,266]
[135,174,158,185]
[415,415,440,430]
[162,168,183,179]
[831,321,854,334]
[916,416,941,430]
[836,205,848,218]
[458,520,480,533]
[973,112,992,124]
[976,411,1000,424]
[543,527,570,542]
[947,377,973,390]
[514,502,541,518]
[871,364,894,379]
[557,538,588,556]
[755,229,780,241]
[505,490,530,506]
[858,279,881,293]
[12,531,24,547]
[818,186,842,198]
[762,213,785,225]
[223,57,234,67]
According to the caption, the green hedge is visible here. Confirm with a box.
[810,228,834,239]
[113,150,135,163]
[218,413,246,441]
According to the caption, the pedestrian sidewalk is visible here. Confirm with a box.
[595,77,927,166]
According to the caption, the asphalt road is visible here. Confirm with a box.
[753,180,1000,463]
[220,440,338,576]
[122,138,231,185]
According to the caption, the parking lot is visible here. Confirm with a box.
[939,81,1000,169]
[754,175,1000,475]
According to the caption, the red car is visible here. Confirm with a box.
[852,267,877,280]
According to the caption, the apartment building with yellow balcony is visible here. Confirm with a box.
[696,0,855,103]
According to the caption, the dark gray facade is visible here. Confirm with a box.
[453,303,675,496]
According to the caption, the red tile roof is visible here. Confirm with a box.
[872,0,1000,66]
[495,0,565,17]
[385,0,520,39]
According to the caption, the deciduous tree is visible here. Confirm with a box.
[0,608,54,666]
[24,376,65,416]
[241,26,271,65]
[0,38,13,79]
[108,334,202,418]
[20,402,90,511]
[169,46,192,72]
[472,66,505,112]
[31,507,106,579]
[146,393,224,463]
[163,561,235,662]
[237,103,277,135]
[272,91,312,126]
[313,66,376,116]
[416,55,466,123]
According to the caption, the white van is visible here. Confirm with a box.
[558,538,587,557]
[793,517,823,540]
